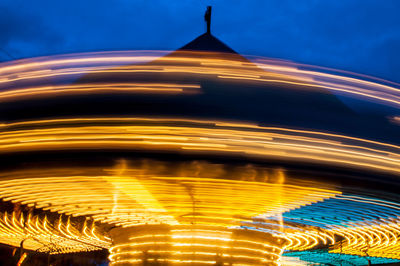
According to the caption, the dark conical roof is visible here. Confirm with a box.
[178,33,237,54]
[164,32,250,63]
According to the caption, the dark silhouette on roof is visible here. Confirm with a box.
[204,6,212,34]
[176,6,241,57]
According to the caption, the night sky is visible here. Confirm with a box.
[1,0,400,82]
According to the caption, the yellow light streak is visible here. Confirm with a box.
[0,49,399,263]
[0,211,109,254]
[327,220,400,259]
[0,83,201,102]
[0,158,337,263]
[109,225,284,265]
[0,118,398,175]
[1,51,399,108]
[0,166,338,228]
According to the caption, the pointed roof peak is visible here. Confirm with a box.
[174,6,241,56]
[178,33,237,54]
[162,6,250,62]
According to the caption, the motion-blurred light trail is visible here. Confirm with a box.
[0,49,399,265]
[0,51,400,107]
[0,117,398,175]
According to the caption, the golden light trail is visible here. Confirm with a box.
[329,221,400,259]
[0,164,339,228]
[280,194,400,259]
[108,224,285,265]
[0,83,201,101]
[1,50,400,264]
[0,51,399,108]
[0,117,399,175]
[0,161,337,264]
[2,158,400,261]
[0,211,109,254]
[390,116,400,125]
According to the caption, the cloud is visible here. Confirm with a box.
[0,3,63,60]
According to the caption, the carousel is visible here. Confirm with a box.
[0,7,400,266]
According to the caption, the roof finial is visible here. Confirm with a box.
[204,6,212,34]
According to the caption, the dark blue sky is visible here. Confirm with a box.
[1,0,400,82]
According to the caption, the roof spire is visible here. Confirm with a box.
[204,6,212,34]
